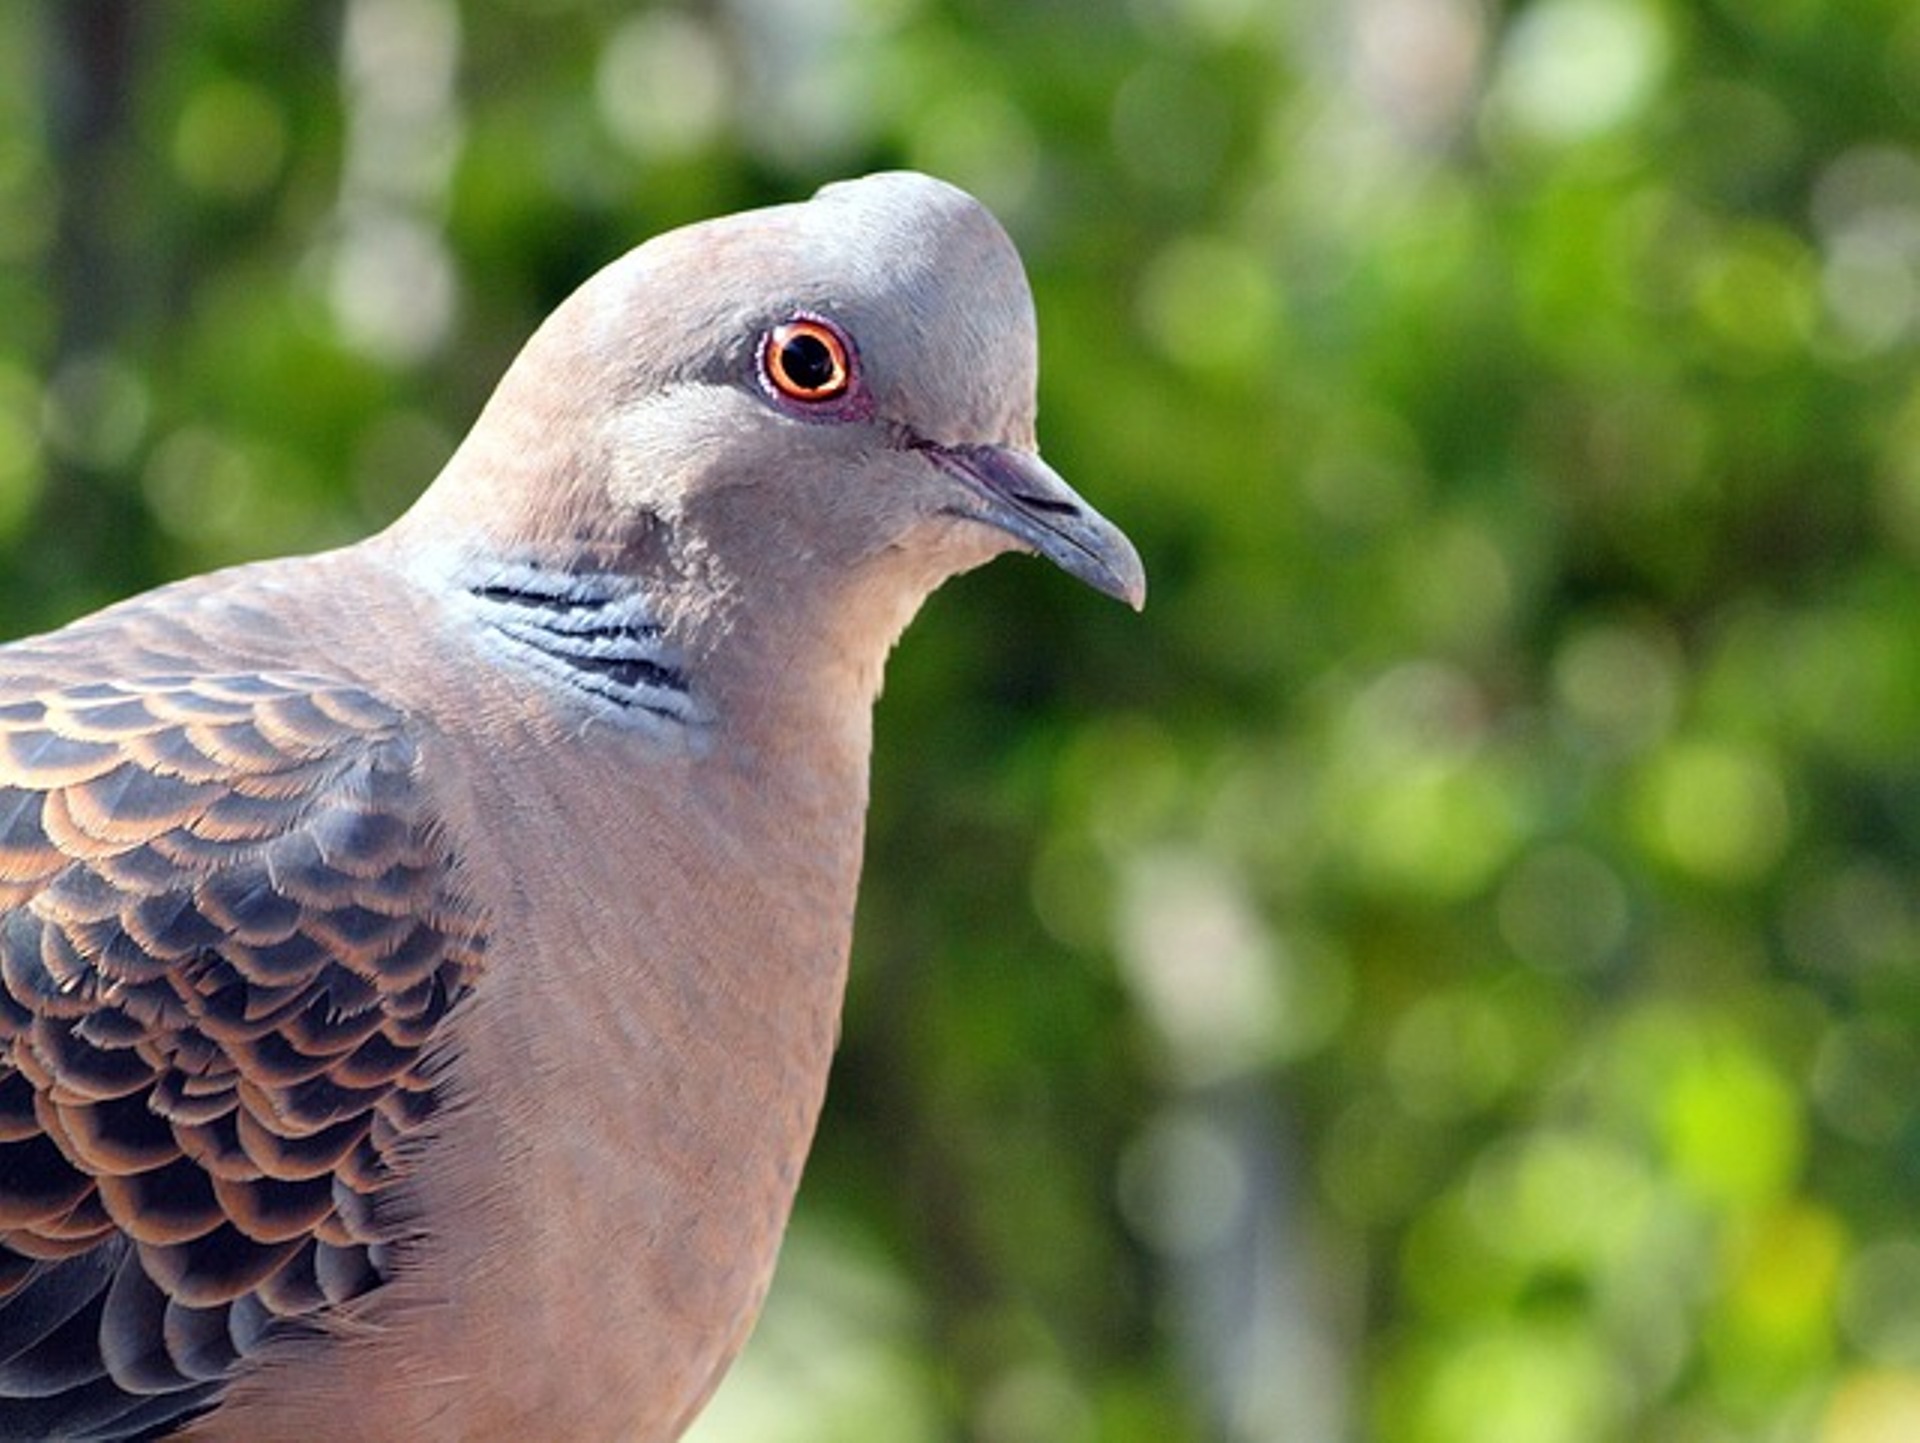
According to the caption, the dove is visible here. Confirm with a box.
[0,170,1143,1441]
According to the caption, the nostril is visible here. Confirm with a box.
[1008,492,1080,517]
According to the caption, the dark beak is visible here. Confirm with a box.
[921,442,1147,609]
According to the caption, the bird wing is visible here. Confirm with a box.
[0,606,485,1440]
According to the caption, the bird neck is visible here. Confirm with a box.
[381,514,927,774]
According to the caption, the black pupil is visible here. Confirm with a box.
[780,332,839,392]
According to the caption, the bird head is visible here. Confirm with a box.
[402,172,1143,677]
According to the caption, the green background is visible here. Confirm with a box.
[3,2,1919,1439]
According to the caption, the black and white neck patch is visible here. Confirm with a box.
[455,562,707,731]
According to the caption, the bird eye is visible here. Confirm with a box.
[761,317,852,403]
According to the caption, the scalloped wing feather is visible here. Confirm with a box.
[0,617,485,1440]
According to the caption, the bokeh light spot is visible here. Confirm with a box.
[1840,1238,1920,1367]
[1497,844,1632,973]
[174,80,287,199]
[1634,740,1790,885]
[1821,1370,1920,1443]
[1657,1038,1802,1207]
[1487,0,1670,146]
[597,12,730,160]
[1551,620,1682,754]
[1136,234,1282,375]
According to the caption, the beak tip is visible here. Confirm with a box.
[1035,521,1144,610]
[1110,550,1148,613]
[1033,508,1147,612]
[1090,522,1147,612]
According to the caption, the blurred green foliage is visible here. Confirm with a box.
[5,1,1920,1439]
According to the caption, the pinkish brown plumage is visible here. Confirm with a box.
[0,172,1142,1441]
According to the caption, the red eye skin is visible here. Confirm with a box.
[756,315,873,421]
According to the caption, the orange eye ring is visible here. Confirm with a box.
[762,318,852,403]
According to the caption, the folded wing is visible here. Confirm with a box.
[0,655,485,1440]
